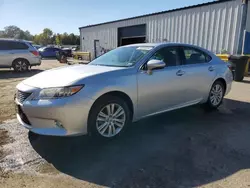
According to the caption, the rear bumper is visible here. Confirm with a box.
[29,57,41,66]
[224,69,233,96]
[225,81,232,96]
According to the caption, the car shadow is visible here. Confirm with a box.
[0,69,43,79]
[29,98,250,187]
[241,79,250,84]
[41,57,58,60]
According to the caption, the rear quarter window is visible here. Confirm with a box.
[183,47,212,65]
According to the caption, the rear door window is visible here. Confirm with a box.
[46,48,55,52]
[8,41,29,50]
[182,47,212,65]
[0,41,10,50]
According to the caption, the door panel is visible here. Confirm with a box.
[137,66,187,118]
[137,46,187,118]
[180,64,216,101]
[180,47,216,102]
[0,50,12,67]
[0,41,12,67]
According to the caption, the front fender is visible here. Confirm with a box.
[80,74,138,121]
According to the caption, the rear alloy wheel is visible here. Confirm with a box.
[210,84,223,106]
[88,95,131,139]
[13,60,29,72]
[204,81,225,110]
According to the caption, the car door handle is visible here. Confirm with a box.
[208,66,215,72]
[176,70,185,76]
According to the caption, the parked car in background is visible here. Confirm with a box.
[33,44,42,50]
[0,38,41,72]
[62,48,73,57]
[71,46,79,51]
[15,43,233,139]
[38,47,62,58]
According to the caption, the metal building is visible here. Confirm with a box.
[79,0,250,59]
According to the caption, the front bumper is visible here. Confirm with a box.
[15,84,95,136]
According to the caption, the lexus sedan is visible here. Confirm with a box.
[15,43,233,139]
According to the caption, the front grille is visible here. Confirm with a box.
[16,90,31,103]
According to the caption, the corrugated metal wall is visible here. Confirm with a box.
[80,0,242,58]
[246,1,250,32]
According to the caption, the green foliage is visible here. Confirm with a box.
[55,34,61,45]
[0,25,80,46]
[0,25,33,41]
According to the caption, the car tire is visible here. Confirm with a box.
[88,95,131,140]
[204,80,225,111]
[12,59,29,72]
[60,55,67,64]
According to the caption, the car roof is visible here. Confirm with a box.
[0,38,28,43]
[125,42,214,55]
[126,42,202,48]
[44,46,60,49]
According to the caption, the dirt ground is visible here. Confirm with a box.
[0,60,65,123]
[1,62,250,187]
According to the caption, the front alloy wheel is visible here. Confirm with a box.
[88,95,131,139]
[96,103,126,137]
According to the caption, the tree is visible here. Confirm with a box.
[1,25,80,46]
[33,34,41,44]
[55,34,61,45]
[75,35,80,45]
[24,30,33,41]
[0,30,4,36]
[40,28,53,45]
[0,26,33,41]
[3,25,21,38]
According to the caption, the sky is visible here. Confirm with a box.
[0,0,214,35]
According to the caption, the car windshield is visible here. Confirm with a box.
[89,46,153,67]
[38,47,46,51]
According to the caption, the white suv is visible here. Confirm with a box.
[0,39,41,72]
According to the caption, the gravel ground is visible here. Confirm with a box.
[0,63,250,187]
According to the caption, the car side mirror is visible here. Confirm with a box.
[147,60,165,74]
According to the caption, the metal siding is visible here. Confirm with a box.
[80,0,242,56]
[247,1,250,32]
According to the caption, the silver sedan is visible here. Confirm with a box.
[15,43,233,139]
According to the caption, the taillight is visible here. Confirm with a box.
[30,50,39,56]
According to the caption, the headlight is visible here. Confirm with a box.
[33,85,83,100]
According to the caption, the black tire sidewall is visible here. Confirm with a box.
[13,60,29,72]
[88,96,131,139]
[207,81,225,109]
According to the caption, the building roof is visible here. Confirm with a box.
[79,0,233,29]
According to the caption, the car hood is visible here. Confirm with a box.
[22,64,125,88]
